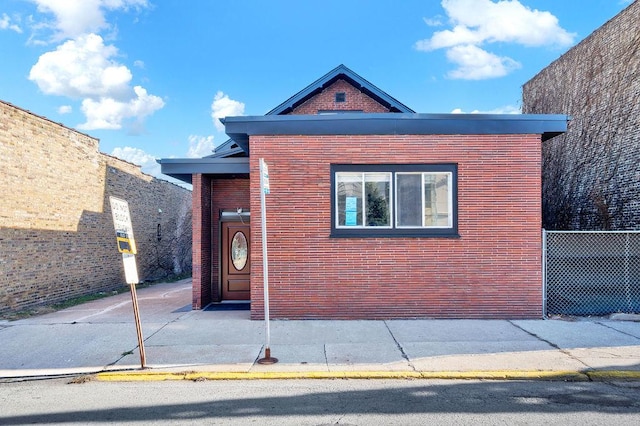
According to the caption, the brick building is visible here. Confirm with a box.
[522,1,640,230]
[0,100,192,315]
[161,65,567,319]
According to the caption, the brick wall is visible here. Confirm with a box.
[291,80,390,114]
[248,134,543,319]
[0,101,192,315]
[210,178,250,302]
[522,1,640,230]
[191,174,211,309]
[191,176,250,308]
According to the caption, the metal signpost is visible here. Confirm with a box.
[109,196,146,369]
[257,158,278,365]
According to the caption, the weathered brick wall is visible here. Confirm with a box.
[0,101,192,315]
[291,80,390,114]
[522,1,640,230]
[249,134,543,319]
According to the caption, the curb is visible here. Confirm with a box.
[586,370,640,381]
[94,370,602,382]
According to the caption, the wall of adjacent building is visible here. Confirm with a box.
[0,100,192,315]
[522,1,640,230]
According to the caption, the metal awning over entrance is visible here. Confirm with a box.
[157,157,249,184]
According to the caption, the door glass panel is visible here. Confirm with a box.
[231,231,248,271]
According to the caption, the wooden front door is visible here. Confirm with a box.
[221,222,251,300]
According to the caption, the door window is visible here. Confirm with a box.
[231,231,248,270]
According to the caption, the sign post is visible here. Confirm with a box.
[109,196,146,369]
[257,158,278,365]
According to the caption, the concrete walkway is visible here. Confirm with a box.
[1,279,640,381]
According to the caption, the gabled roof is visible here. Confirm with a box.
[206,140,245,158]
[211,64,414,158]
[266,64,415,115]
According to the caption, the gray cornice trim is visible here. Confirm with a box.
[157,157,250,183]
[224,113,570,153]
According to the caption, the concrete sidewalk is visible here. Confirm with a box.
[1,279,640,381]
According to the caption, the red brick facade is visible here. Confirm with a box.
[210,178,250,302]
[248,134,543,319]
[292,80,390,114]
[192,176,250,307]
[186,67,553,319]
[191,174,211,308]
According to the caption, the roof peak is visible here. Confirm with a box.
[266,64,414,115]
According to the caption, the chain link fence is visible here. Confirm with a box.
[543,230,640,316]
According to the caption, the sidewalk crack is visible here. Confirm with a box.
[508,320,592,372]
[384,320,416,372]
[106,314,185,368]
[323,344,329,370]
[596,320,640,341]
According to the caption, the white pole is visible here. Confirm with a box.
[258,158,277,364]
[542,228,547,319]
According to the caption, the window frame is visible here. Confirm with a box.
[330,164,458,238]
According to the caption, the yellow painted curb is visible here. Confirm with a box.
[418,370,588,381]
[586,370,640,381]
[94,370,591,382]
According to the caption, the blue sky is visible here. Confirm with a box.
[0,0,634,184]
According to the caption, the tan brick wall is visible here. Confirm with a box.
[249,134,543,319]
[0,101,192,314]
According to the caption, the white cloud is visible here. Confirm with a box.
[446,44,521,80]
[32,0,148,41]
[1,13,22,33]
[133,59,145,69]
[110,136,214,187]
[419,0,575,50]
[24,2,162,131]
[29,34,132,99]
[451,105,520,114]
[79,85,164,130]
[29,34,163,130]
[423,16,444,27]
[111,146,160,177]
[187,135,215,158]
[416,0,575,80]
[211,91,245,132]
[57,105,72,114]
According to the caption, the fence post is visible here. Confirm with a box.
[625,232,632,311]
[542,228,547,319]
